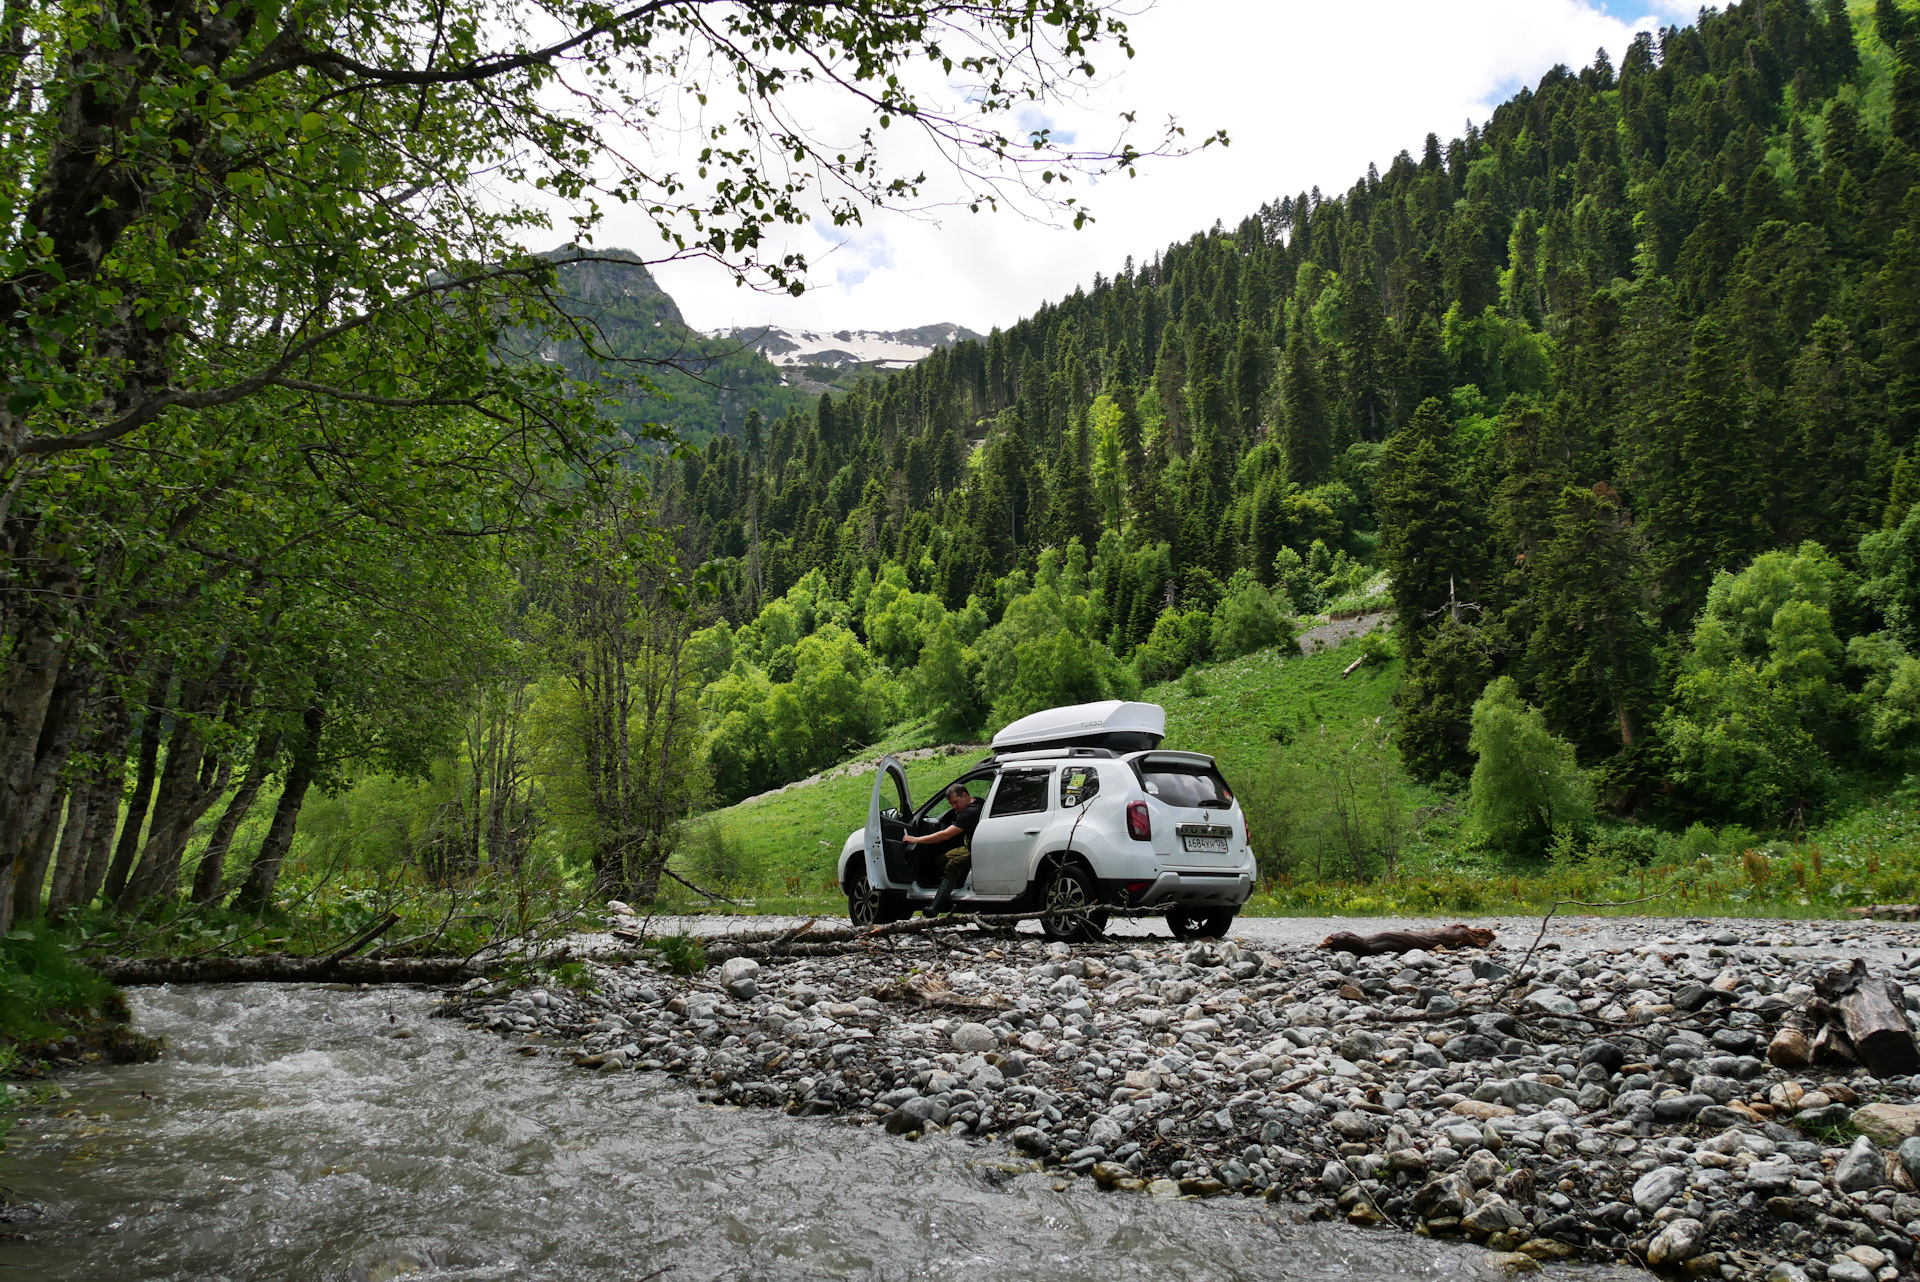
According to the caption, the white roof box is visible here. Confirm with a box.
[990,700,1166,755]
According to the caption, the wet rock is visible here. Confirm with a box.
[1010,1126,1051,1156]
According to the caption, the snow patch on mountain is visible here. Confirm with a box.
[710,322,983,370]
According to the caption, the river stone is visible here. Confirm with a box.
[1797,1102,1853,1130]
[1766,1265,1810,1282]
[1846,1245,1890,1271]
[718,957,760,985]
[950,1022,997,1054]
[1854,1103,1920,1146]
[1695,1105,1748,1131]
[1689,1074,1742,1104]
[1526,990,1579,1017]
[1338,1031,1384,1061]
[1579,1040,1626,1074]
[1452,1099,1515,1120]
[1769,1028,1813,1069]
[1497,1080,1573,1108]
[1010,1126,1051,1155]
[1413,1171,1473,1219]
[1647,1216,1706,1265]
[1835,1135,1887,1192]
[1632,1165,1689,1213]
[1899,1136,1920,1186]
[885,1097,941,1134]
[1826,1261,1875,1282]
[1462,1198,1528,1239]
[1652,1094,1714,1123]
[1443,1033,1504,1062]
[1330,1110,1377,1140]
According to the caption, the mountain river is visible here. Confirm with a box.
[0,983,1610,1280]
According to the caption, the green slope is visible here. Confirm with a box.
[684,634,1404,903]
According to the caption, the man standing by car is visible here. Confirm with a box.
[905,782,981,915]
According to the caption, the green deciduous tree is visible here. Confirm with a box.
[1467,677,1594,856]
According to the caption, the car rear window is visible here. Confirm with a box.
[1139,763,1234,809]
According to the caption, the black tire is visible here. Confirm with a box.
[1166,906,1201,940]
[1197,909,1237,938]
[846,863,908,926]
[1039,863,1108,942]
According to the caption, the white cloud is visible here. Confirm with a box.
[629,1,1663,336]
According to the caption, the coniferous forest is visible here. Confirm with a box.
[666,0,1920,850]
[9,0,1920,953]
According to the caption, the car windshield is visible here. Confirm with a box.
[1138,763,1233,809]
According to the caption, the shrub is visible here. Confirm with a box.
[1467,677,1594,857]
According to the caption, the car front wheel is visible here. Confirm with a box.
[846,863,905,926]
[1040,863,1108,942]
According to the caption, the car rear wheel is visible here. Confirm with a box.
[1166,907,1236,939]
[1040,863,1108,942]
[846,863,906,926]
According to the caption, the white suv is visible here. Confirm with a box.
[835,700,1255,940]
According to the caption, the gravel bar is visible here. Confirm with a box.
[440,913,1920,1280]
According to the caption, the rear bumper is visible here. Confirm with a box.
[1129,869,1252,908]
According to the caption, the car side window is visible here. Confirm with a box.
[988,768,1052,817]
[917,775,992,823]
[1060,766,1100,808]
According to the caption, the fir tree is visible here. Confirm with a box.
[1278,329,1332,485]
[1523,485,1659,757]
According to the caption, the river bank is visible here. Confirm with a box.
[442,913,1920,1280]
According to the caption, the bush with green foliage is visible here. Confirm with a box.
[1467,677,1593,856]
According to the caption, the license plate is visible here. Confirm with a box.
[1182,836,1229,854]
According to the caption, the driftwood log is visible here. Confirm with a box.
[1317,924,1496,957]
[94,954,486,986]
[1809,958,1920,1077]
[1847,904,1920,921]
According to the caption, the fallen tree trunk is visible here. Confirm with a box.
[93,954,484,986]
[1318,924,1496,956]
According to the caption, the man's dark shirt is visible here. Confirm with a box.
[932,800,981,856]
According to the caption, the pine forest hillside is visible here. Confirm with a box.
[657,0,1920,854]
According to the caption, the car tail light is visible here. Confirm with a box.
[1242,813,1251,849]
[1124,880,1151,894]
[1126,800,1151,842]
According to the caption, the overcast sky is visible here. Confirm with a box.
[624,1,1698,337]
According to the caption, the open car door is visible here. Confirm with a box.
[865,756,913,890]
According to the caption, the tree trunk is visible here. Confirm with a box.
[232,699,324,914]
[102,662,173,903]
[118,687,233,911]
[45,781,94,915]
[95,953,482,986]
[0,661,90,931]
[7,786,67,928]
[0,578,81,873]
[76,773,125,909]
[61,693,134,912]
[190,730,279,904]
